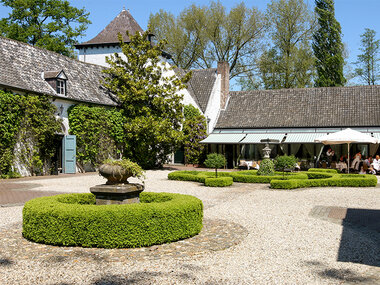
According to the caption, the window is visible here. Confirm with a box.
[57,79,66,95]
[44,70,67,96]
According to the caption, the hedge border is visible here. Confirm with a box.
[168,170,377,190]
[23,192,203,248]
[270,172,377,189]
[205,177,233,187]
[308,168,339,174]
[168,170,307,185]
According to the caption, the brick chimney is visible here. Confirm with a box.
[217,61,230,109]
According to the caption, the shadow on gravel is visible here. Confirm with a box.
[338,208,380,267]
[92,271,196,284]
[0,257,13,266]
[318,268,375,283]
[304,261,377,283]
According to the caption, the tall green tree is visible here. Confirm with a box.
[354,28,379,85]
[0,0,90,57]
[312,0,346,87]
[239,0,315,90]
[149,1,266,79]
[265,0,315,89]
[102,30,191,169]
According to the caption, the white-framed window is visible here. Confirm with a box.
[57,79,66,95]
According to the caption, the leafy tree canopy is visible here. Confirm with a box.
[149,1,266,79]
[239,0,316,90]
[204,153,226,177]
[102,30,191,169]
[0,0,90,57]
[354,28,379,85]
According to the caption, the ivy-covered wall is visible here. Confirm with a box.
[183,105,207,164]
[0,90,61,177]
[67,104,124,167]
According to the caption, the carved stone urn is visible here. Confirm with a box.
[90,163,144,205]
[99,163,132,185]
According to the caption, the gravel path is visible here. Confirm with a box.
[1,170,379,284]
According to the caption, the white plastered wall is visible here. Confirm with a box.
[204,74,222,134]
[52,98,74,135]
[78,46,123,67]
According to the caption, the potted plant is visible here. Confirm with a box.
[99,158,144,185]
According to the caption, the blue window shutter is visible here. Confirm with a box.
[62,135,76,174]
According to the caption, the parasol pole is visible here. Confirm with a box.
[347,143,350,174]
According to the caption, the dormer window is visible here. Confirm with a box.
[44,70,68,96]
[57,79,66,95]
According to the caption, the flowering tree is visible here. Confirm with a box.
[183,105,207,164]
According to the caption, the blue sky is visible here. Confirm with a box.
[1,0,379,83]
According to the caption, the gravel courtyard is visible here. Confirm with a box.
[0,170,379,284]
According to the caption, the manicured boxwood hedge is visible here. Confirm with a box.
[205,177,233,187]
[168,170,212,183]
[168,170,308,186]
[229,171,308,183]
[308,168,339,174]
[23,192,203,248]
[168,169,377,190]
[270,172,377,189]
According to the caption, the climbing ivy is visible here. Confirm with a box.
[67,104,124,167]
[183,105,207,164]
[0,91,23,176]
[0,90,61,177]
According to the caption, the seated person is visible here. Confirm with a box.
[351,152,362,171]
[359,166,366,174]
[336,156,347,172]
[371,155,380,173]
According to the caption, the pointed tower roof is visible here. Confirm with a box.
[75,8,144,48]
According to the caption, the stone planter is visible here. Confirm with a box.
[99,163,132,185]
[92,163,144,205]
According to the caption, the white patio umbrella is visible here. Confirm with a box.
[314,128,379,173]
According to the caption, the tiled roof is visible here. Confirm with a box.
[216,86,380,128]
[43,70,62,79]
[0,36,116,106]
[176,68,217,112]
[76,9,143,47]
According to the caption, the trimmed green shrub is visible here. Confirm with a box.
[306,172,334,179]
[204,153,226,177]
[257,159,275,176]
[274,155,297,176]
[204,177,233,187]
[308,168,339,174]
[230,172,308,183]
[270,173,377,189]
[23,192,203,248]
[168,170,307,185]
[168,170,212,183]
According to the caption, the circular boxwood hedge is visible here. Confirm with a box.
[22,192,203,248]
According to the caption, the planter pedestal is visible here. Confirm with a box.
[90,183,144,205]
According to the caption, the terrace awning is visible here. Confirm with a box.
[372,133,380,139]
[200,133,245,144]
[284,133,328,143]
[240,133,285,144]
